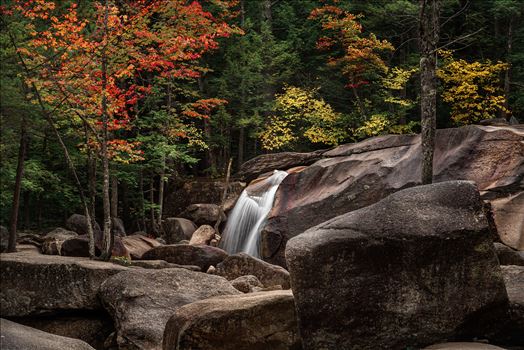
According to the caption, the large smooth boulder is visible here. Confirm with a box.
[179,203,226,226]
[237,151,323,182]
[189,225,216,245]
[66,214,101,236]
[41,227,78,255]
[216,253,290,289]
[491,192,524,250]
[262,125,524,266]
[99,268,240,350]
[121,234,161,259]
[0,318,95,350]
[163,290,301,350]
[0,252,128,316]
[162,218,197,244]
[142,244,228,271]
[423,344,506,350]
[500,265,524,344]
[11,313,114,350]
[163,179,245,217]
[61,235,91,257]
[286,181,508,350]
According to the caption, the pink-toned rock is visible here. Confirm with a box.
[121,234,161,260]
[189,225,216,246]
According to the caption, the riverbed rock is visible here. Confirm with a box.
[112,217,126,236]
[230,275,264,293]
[189,225,216,245]
[494,242,524,266]
[179,203,226,226]
[142,244,228,271]
[491,192,524,250]
[66,214,101,236]
[262,125,524,266]
[162,218,197,244]
[216,253,290,289]
[129,260,200,271]
[237,151,323,182]
[41,227,78,255]
[163,179,245,217]
[0,318,95,350]
[163,290,300,350]
[500,265,524,345]
[285,181,508,350]
[423,343,506,350]
[122,234,161,259]
[99,268,240,350]
[11,312,114,350]
[0,252,128,316]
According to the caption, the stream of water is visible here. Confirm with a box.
[220,170,288,258]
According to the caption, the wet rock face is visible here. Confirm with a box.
[99,268,240,350]
[215,253,291,289]
[286,181,508,350]
[141,244,228,271]
[0,318,96,350]
[0,252,128,317]
[163,290,301,350]
[261,125,524,266]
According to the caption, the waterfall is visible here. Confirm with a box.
[220,170,288,258]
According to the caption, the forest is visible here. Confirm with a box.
[1,0,523,242]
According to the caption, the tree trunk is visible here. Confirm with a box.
[215,158,233,237]
[157,154,165,229]
[139,169,146,232]
[23,191,30,230]
[503,18,512,120]
[150,175,158,236]
[101,0,113,259]
[419,0,440,185]
[7,118,27,252]
[111,174,118,218]
[85,123,97,230]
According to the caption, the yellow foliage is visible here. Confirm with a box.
[260,86,345,150]
[354,114,390,137]
[437,51,509,124]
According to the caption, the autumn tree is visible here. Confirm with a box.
[8,0,239,257]
[260,86,345,151]
[309,3,393,118]
[437,51,509,124]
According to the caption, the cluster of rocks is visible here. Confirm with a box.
[1,125,522,350]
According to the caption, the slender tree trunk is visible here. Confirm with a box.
[101,0,113,259]
[149,175,158,235]
[139,169,146,231]
[111,174,118,219]
[215,158,233,237]
[503,19,512,120]
[351,85,366,119]
[157,154,165,228]
[7,118,27,252]
[85,123,97,232]
[23,191,30,229]
[419,0,440,185]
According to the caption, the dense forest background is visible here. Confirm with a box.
[1,0,523,232]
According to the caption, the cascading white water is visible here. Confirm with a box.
[220,170,288,258]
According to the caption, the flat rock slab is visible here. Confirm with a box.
[0,318,95,350]
[163,290,301,350]
[423,343,506,350]
[0,252,128,316]
[99,268,240,350]
[215,253,291,289]
[142,244,228,271]
[286,181,508,350]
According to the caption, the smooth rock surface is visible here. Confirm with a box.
[216,253,290,289]
[0,318,95,350]
[230,275,264,293]
[262,125,524,266]
[162,218,197,244]
[494,242,524,266]
[129,260,200,271]
[99,268,240,350]
[286,181,508,350]
[163,290,301,350]
[189,225,216,245]
[142,244,228,271]
[0,252,128,316]
[423,343,506,350]
[122,234,161,260]
[179,203,226,226]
